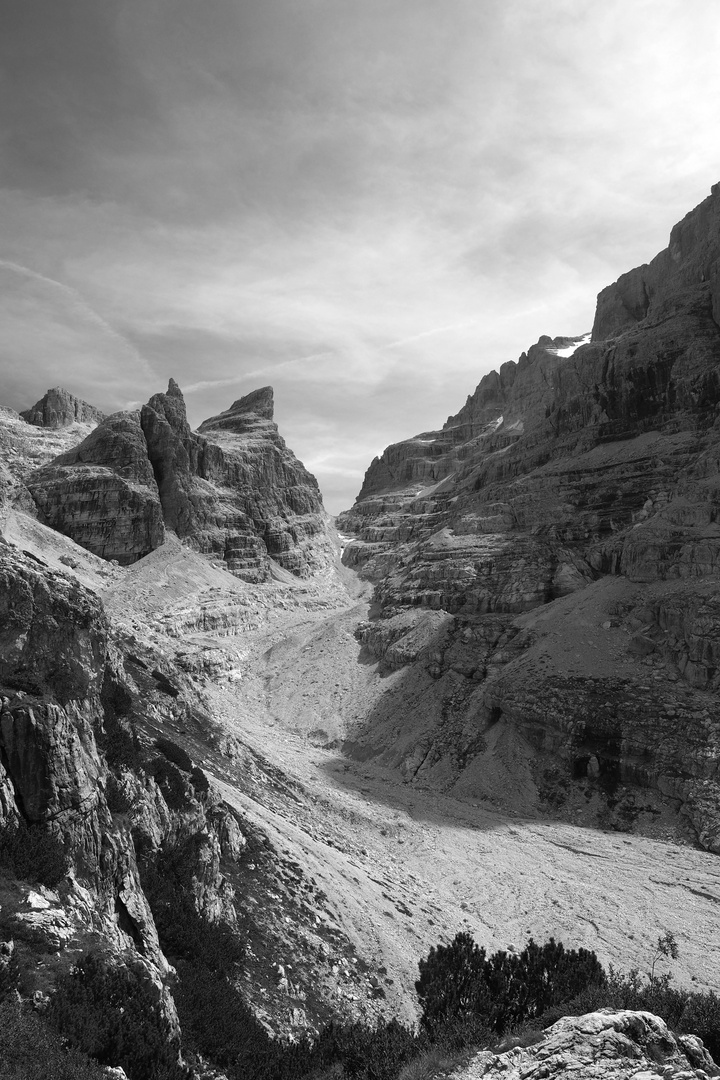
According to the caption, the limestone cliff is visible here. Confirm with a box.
[20,380,331,580]
[338,182,720,847]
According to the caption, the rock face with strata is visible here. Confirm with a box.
[21,387,105,429]
[339,182,720,847]
[0,546,164,970]
[20,380,330,580]
[26,411,165,565]
[143,381,329,580]
[454,1010,719,1080]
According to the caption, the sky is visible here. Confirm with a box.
[2,1,720,514]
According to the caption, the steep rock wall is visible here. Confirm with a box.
[339,183,720,843]
[20,380,331,581]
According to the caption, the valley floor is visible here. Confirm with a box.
[9,509,720,1027]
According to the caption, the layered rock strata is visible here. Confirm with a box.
[21,386,105,429]
[22,380,330,580]
[339,182,720,845]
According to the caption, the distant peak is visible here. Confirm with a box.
[197,386,276,437]
[167,378,184,399]
[20,386,105,429]
[228,386,274,420]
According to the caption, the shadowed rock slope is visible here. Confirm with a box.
[18,380,331,578]
[338,182,720,848]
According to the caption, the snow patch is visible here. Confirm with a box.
[548,332,592,358]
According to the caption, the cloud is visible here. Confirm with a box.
[2,0,720,513]
[0,260,154,413]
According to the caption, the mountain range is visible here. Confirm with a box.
[1,182,719,1080]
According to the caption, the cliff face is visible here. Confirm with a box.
[0,539,377,1042]
[21,387,105,430]
[21,380,331,580]
[338,182,720,846]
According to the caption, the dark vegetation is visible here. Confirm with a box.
[155,736,193,772]
[0,997,107,1080]
[0,818,69,886]
[416,933,605,1036]
[48,952,186,1080]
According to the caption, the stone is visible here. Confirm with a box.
[454,1010,720,1080]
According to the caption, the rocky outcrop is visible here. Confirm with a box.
[19,380,331,580]
[0,547,164,970]
[454,1010,719,1080]
[339,182,720,845]
[592,180,720,339]
[21,387,105,429]
[26,411,165,565]
[141,381,330,580]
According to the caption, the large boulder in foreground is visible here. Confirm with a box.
[455,1010,719,1080]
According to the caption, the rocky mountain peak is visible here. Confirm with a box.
[21,387,105,429]
[198,385,275,437]
[592,179,720,339]
[16,379,330,580]
[232,384,274,419]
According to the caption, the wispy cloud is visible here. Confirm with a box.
[2,0,720,511]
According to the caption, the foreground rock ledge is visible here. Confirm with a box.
[452,1010,719,1080]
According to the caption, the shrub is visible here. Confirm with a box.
[416,932,491,1034]
[0,938,19,1002]
[99,711,141,771]
[48,951,186,1080]
[140,837,246,971]
[417,934,605,1036]
[174,964,276,1075]
[190,765,210,794]
[0,819,69,886]
[0,997,106,1080]
[147,757,192,809]
[105,773,132,813]
[305,1019,421,1080]
[679,990,720,1060]
[155,737,193,773]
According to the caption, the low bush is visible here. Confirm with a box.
[416,933,605,1036]
[99,711,142,771]
[105,773,133,813]
[48,951,186,1080]
[0,819,69,886]
[0,997,106,1080]
[155,737,193,773]
[190,765,210,794]
[0,938,19,1003]
[147,757,192,809]
[141,851,245,975]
